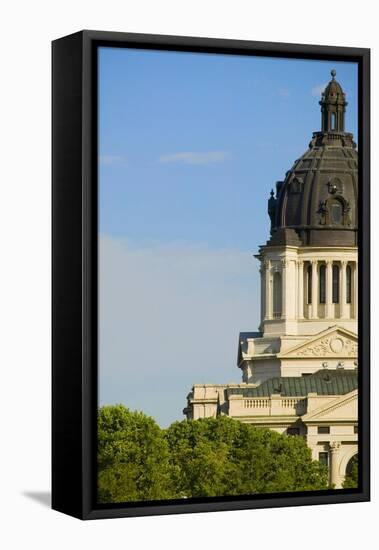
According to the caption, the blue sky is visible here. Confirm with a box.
[98,47,358,426]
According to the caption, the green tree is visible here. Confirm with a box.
[97,405,173,503]
[228,423,328,494]
[164,415,241,497]
[165,417,328,498]
[343,456,358,489]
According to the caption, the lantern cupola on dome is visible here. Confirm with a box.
[320,69,347,132]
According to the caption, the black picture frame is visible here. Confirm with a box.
[52,30,370,520]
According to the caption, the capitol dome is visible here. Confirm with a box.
[267,70,358,247]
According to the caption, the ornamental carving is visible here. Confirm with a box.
[327,178,344,196]
[296,336,358,357]
[329,441,341,452]
[289,177,303,193]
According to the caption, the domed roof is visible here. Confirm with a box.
[266,70,357,248]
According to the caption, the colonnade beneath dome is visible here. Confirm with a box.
[260,255,358,327]
[301,259,358,321]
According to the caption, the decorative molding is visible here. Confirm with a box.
[302,390,357,422]
[327,178,343,196]
[296,336,358,357]
[289,176,304,194]
[329,441,342,452]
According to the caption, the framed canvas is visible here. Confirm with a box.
[52,30,370,520]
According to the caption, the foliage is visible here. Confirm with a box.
[97,405,173,503]
[97,406,328,503]
[165,415,241,498]
[165,416,328,497]
[343,456,358,489]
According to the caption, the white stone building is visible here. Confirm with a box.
[184,71,358,489]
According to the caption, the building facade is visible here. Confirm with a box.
[184,71,358,489]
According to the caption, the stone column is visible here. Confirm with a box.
[311,260,318,319]
[340,260,348,318]
[329,441,341,488]
[265,260,272,320]
[354,261,358,319]
[260,264,265,325]
[242,360,253,383]
[326,259,333,318]
[297,260,304,319]
[281,259,288,319]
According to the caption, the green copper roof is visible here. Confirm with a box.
[227,369,358,398]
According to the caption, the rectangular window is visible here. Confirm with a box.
[273,272,282,318]
[317,426,330,434]
[319,452,329,468]
[307,265,312,304]
[354,425,358,434]
[332,265,340,303]
[331,203,343,224]
[346,265,352,303]
[319,264,326,304]
[287,427,300,436]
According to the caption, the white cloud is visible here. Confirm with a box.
[159,151,229,165]
[99,236,260,426]
[99,154,127,166]
[311,83,327,97]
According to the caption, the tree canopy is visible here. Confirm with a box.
[97,405,172,503]
[97,405,329,503]
[165,416,328,497]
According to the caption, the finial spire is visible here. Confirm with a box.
[319,70,347,132]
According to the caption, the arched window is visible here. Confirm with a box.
[307,264,312,304]
[319,264,326,304]
[331,112,337,130]
[332,264,340,303]
[273,272,282,318]
[330,199,343,225]
[346,265,352,304]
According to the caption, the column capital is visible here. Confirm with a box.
[311,259,318,267]
[281,259,290,269]
[341,259,348,268]
[329,441,341,453]
[297,259,304,267]
[326,259,333,266]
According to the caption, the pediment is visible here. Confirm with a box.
[302,390,358,422]
[278,326,357,359]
